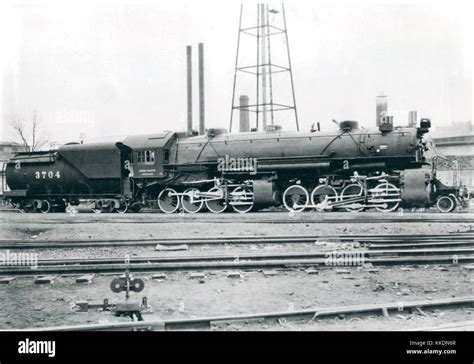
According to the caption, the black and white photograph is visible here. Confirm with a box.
[0,0,473,358]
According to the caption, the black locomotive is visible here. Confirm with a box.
[2,117,469,213]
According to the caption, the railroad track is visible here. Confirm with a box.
[1,246,473,275]
[15,296,474,331]
[1,232,473,249]
[2,216,474,224]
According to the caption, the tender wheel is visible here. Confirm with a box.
[23,200,38,213]
[372,182,400,212]
[181,188,204,214]
[283,185,309,212]
[231,186,254,213]
[129,203,142,213]
[158,188,180,214]
[116,200,129,214]
[39,199,52,214]
[53,199,66,213]
[340,184,365,212]
[310,185,338,211]
[436,195,456,213]
[97,200,114,213]
[205,186,227,213]
[14,201,25,213]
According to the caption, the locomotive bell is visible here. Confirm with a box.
[339,121,359,131]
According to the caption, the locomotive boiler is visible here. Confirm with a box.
[3,117,468,213]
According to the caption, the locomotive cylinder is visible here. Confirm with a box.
[252,180,277,207]
[400,169,432,207]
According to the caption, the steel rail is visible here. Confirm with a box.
[14,296,474,331]
[16,247,474,266]
[2,216,474,224]
[0,252,473,275]
[1,233,473,249]
[368,240,474,250]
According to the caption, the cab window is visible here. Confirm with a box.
[137,150,155,164]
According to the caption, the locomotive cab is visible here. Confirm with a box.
[119,132,177,179]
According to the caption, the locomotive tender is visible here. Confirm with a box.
[3,117,468,213]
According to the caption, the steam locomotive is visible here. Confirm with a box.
[3,117,469,213]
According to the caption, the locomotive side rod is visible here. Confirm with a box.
[294,196,402,210]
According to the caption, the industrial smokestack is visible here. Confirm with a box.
[239,95,250,132]
[408,111,417,127]
[186,45,193,135]
[198,43,205,135]
[376,95,388,127]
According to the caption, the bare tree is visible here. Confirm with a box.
[10,111,48,152]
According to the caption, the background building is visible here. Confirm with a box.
[431,122,474,192]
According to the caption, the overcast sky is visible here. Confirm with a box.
[0,0,472,145]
